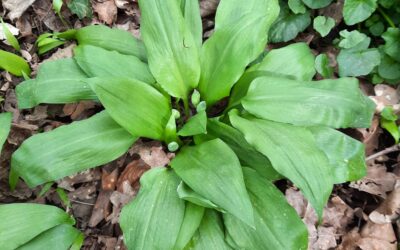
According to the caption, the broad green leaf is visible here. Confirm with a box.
[171,139,254,226]
[242,76,376,128]
[120,167,185,250]
[301,0,333,8]
[206,118,281,180]
[1,19,20,51]
[230,113,334,217]
[378,52,400,80]
[198,0,280,105]
[313,16,335,37]
[0,204,74,250]
[224,168,308,250]
[0,49,30,77]
[11,111,136,188]
[0,112,12,154]
[177,182,221,210]
[343,0,377,25]
[181,0,202,51]
[177,111,207,136]
[16,58,94,109]
[138,0,200,99]
[74,45,155,84]
[269,2,310,43]
[67,0,92,19]
[380,107,399,143]
[229,43,315,109]
[17,224,82,250]
[308,126,367,183]
[315,54,334,78]
[338,30,368,49]
[288,0,306,14]
[382,27,400,62]
[174,202,205,250]
[73,25,146,61]
[338,39,381,77]
[88,78,171,140]
[189,210,232,250]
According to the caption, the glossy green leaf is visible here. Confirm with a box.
[16,58,94,109]
[138,0,200,99]
[74,45,155,84]
[0,203,74,250]
[301,0,333,8]
[309,126,367,183]
[313,16,335,37]
[174,202,205,250]
[224,168,308,250]
[11,111,136,188]
[206,119,281,180]
[189,210,232,250]
[198,0,280,105]
[0,112,12,154]
[242,76,376,128]
[120,167,185,250]
[382,27,400,62]
[378,52,400,80]
[177,111,207,136]
[343,0,377,25]
[1,19,20,51]
[230,113,333,218]
[0,49,30,77]
[17,224,82,250]
[74,25,146,61]
[269,2,310,43]
[67,0,92,19]
[338,30,367,49]
[171,139,254,226]
[181,0,202,50]
[288,0,306,14]
[315,54,334,78]
[229,43,315,109]
[177,182,221,210]
[88,77,171,140]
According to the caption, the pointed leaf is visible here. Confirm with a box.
[16,58,95,109]
[181,0,202,51]
[17,224,82,250]
[207,118,281,180]
[0,112,12,154]
[177,110,207,136]
[0,49,30,77]
[88,77,171,140]
[309,126,367,183]
[11,111,136,188]
[0,204,74,250]
[120,167,185,250]
[138,0,200,99]
[177,182,221,210]
[174,202,205,250]
[230,113,333,218]
[171,139,254,226]
[74,45,155,84]
[242,76,376,128]
[1,19,20,51]
[198,0,280,105]
[224,168,308,250]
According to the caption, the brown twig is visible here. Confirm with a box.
[366,143,400,162]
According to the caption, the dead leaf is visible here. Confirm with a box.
[108,181,135,224]
[0,22,19,41]
[57,168,101,191]
[117,159,149,192]
[133,142,172,168]
[42,44,75,63]
[369,183,400,224]
[63,101,97,120]
[370,84,400,113]
[2,0,37,20]
[285,187,307,217]
[93,0,117,25]
[354,116,381,155]
[200,0,219,17]
[359,220,397,250]
[102,168,118,191]
[89,189,113,227]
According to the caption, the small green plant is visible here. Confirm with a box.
[9,0,375,249]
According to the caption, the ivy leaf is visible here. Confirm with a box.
[378,52,400,81]
[120,168,185,250]
[67,0,92,19]
[224,168,308,250]
[382,27,400,62]
[315,54,334,78]
[313,16,335,37]
[269,2,311,43]
[343,0,377,25]
[301,0,333,9]
[338,30,368,49]
[0,112,12,154]
[288,0,306,14]
[171,139,254,227]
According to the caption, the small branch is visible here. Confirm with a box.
[70,199,95,206]
[366,143,400,162]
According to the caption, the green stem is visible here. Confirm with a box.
[378,7,396,28]
[183,98,190,118]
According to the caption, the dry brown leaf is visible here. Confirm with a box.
[93,0,118,25]
[200,0,219,17]
[2,0,37,19]
[370,84,400,113]
[369,184,400,224]
[63,101,97,120]
[285,187,307,217]
[42,44,75,63]
[102,168,118,191]
[89,189,113,227]
[57,168,101,191]
[117,159,150,192]
[356,116,381,155]
[136,143,172,168]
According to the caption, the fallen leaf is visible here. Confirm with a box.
[369,183,400,223]
[102,168,118,191]
[132,141,172,167]
[200,0,219,17]
[116,159,150,192]
[42,43,75,63]
[93,0,117,25]
[3,0,37,20]
[0,22,19,41]
[370,84,400,113]
[89,189,113,227]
